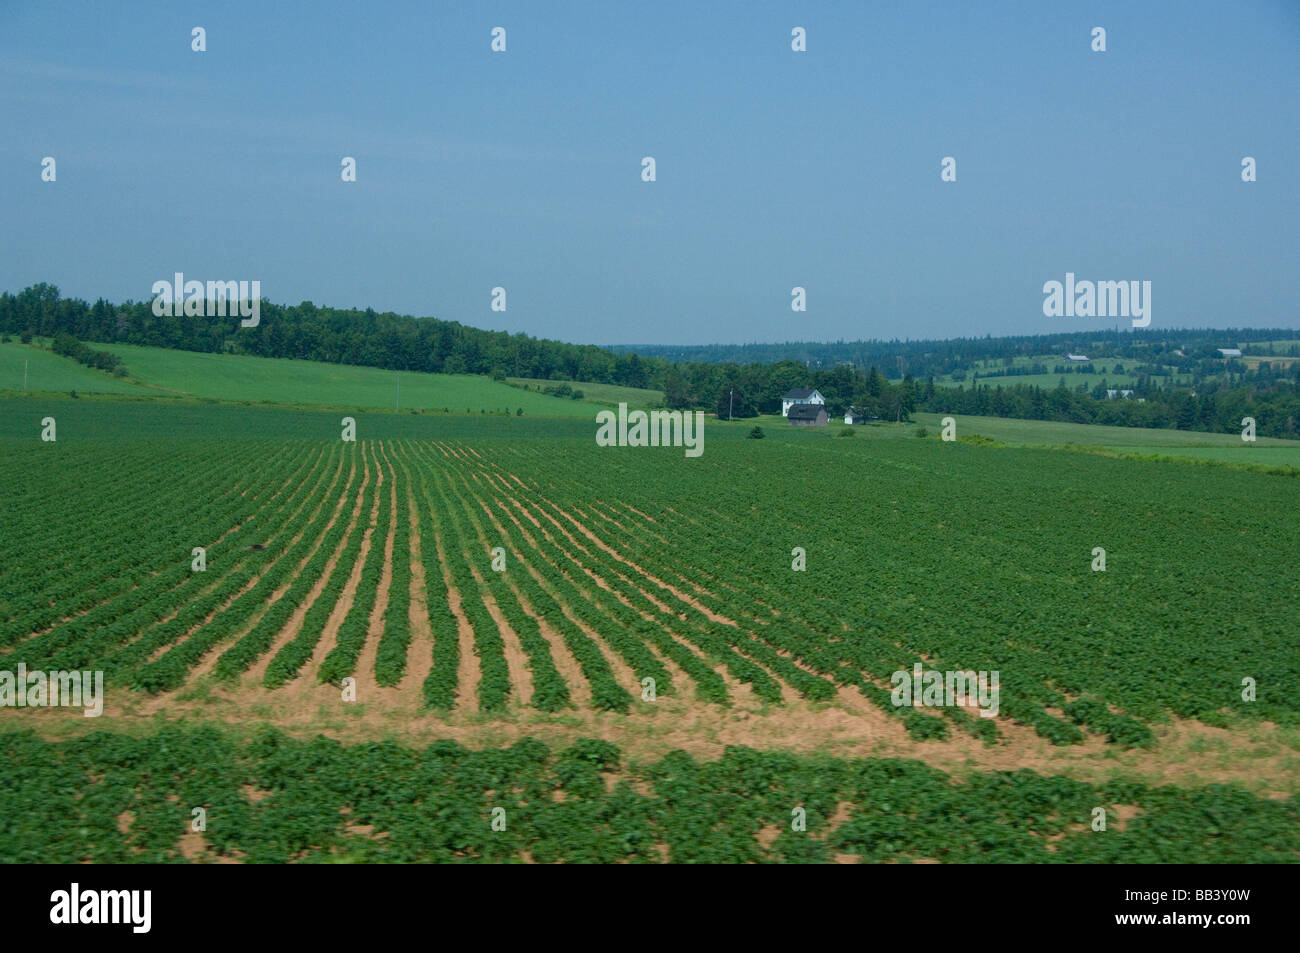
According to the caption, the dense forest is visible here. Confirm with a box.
[3,284,1299,438]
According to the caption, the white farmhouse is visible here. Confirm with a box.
[781,388,825,417]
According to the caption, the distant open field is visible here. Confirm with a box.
[910,412,1300,467]
[936,356,1192,390]
[507,377,664,407]
[0,340,152,396]
[84,342,597,416]
[1242,355,1300,370]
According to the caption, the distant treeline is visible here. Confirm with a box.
[1,283,658,385]
[923,375,1300,438]
[50,332,127,376]
[615,329,1300,379]
[3,284,1299,437]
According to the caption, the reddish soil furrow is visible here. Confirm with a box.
[417,463,480,713]
[536,494,739,627]
[447,453,799,706]
[437,472,534,708]
[396,456,435,696]
[525,494,803,705]
[485,497,651,698]
[583,502,672,548]
[183,451,353,683]
[518,498,679,618]
[461,489,593,707]
[477,471,515,494]
[13,446,324,650]
[137,447,343,667]
[620,503,659,524]
[352,442,398,698]
[283,444,385,695]
[502,493,752,702]
[242,448,369,686]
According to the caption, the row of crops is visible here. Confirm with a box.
[418,437,1300,745]
[2,424,1297,746]
[1,726,1294,863]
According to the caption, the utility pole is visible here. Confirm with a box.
[729,388,734,420]
[23,359,28,392]
[395,375,400,412]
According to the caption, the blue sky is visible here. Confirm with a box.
[2,1,1297,345]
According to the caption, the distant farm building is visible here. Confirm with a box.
[1065,354,1090,363]
[1106,389,1135,399]
[781,388,825,417]
[844,407,874,425]
[787,404,829,427]
[1218,348,1243,358]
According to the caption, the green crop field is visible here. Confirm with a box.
[936,356,1194,390]
[2,396,1297,863]
[85,342,597,416]
[2,726,1294,863]
[507,377,665,407]
[913,411,1300,458]
[0,340,153,396]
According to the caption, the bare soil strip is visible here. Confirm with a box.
[396,454,435,698]
[39,679,1295,800]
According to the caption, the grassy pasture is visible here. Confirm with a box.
[912,411,1300,456]
[0,340,152,396]
[507,376,664,407]
[935,356,1193,390]
[91,342,596,416]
